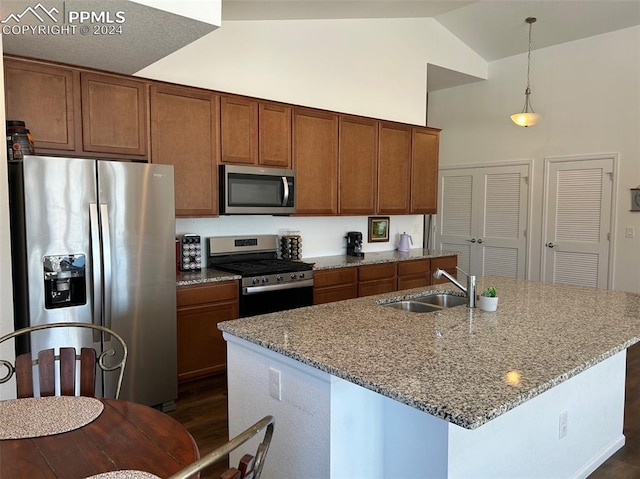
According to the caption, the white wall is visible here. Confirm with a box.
[0,35,16,400]
[429,26,640,293]
[137,17,487,125]
[177,215,424,260]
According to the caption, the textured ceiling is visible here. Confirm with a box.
[0,0,217,74]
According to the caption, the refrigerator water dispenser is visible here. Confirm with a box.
[43,254,87,309]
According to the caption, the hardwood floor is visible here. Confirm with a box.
[169,343,640,478]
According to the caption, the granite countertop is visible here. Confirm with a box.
[218,277,640,429]
[305,249,459,270]
[176,268,240,286]
[176,249,458,286]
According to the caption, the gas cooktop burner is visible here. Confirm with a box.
[215,259,312,277]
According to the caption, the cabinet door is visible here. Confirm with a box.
[177,301,238,382]
[358,263,397,297]
[431,256,458,285]
[397,259,431,290]
[411,127,440,214]
[293,108,339,215]
[4,58,80,153]
[150,84,220,217]
[313,268,358,305]
[81,72,148,157]
[338,116,378,215]
[259,102,292,167]
[378,122,411,214]
[221,96,258,165]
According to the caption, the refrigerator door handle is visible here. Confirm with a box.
[89,203,102,342]
[100,204,113,338]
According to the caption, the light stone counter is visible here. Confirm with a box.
[218,276,640,430]
[176,268,240,287]
[304,248,459,270]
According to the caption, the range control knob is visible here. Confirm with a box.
[299,272,305,279]
[262,277,269,283]
[276,275,284,282]
[290,273,297,280]
[252,278,260,285]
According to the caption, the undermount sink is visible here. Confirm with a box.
[414,294,467,308]
[383,301,442,313]
[381,293,467,313]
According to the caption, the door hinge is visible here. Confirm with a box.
[523,229,527,238]
[606,171,613,180]
[607,232,611,241]
[523,176,529,185]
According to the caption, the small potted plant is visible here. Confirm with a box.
[478,286,499,312]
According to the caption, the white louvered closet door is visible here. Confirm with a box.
[435,164,529,279]
[476,166,529,278]
[543,158,613,288]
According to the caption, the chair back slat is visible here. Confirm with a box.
[15,353,34,398]
[59,347,77,396]
[0,322,127,399]
[79,348,97,397]
[38,349,56,397]
[238,454,255,478]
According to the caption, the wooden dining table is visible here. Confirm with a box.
[0,398,199,478]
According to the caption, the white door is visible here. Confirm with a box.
[543,157,614,288]
[435,164,529,279]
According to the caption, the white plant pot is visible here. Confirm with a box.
[478,296,499,312]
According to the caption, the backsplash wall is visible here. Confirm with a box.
[176,215,424,262]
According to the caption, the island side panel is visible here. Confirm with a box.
[225,335,332,478]
[447,350,626,479]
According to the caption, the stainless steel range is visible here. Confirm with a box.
[207,235,314,317]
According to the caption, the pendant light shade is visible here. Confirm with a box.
[511,17,541,127]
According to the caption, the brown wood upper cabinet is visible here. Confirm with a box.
[411,127,440,214]
[259,102,292,168]
[150,84,220,217]
[293,108,339,215]
[338,115,378,215]
[4,58,80,154]
[81,72,148,158]
[220,97,292,168]
[378,122,412,215]
[220,96,258,165]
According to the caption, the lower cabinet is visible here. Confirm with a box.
[358,263,397,297]
[313,268,358,305]
[176,281,239,382]
[313,256,458,304]
[397,259,432,290]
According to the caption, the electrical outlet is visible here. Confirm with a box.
[559,411,568,439]
[269,367,282,401]
[626,227,635,239]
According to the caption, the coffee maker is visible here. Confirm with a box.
[345,231,365,258]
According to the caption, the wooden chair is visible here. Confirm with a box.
[0,322,127,399]
[168,415,275,479]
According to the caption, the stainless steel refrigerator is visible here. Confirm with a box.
[8,155,177,410]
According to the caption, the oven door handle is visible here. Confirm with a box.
[243,279,314,295]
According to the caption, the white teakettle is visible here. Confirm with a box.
[397,232,413,252]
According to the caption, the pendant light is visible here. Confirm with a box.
[511,17,541,127]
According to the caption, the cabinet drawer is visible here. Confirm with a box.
[358,263,397,281]
[358,278,397,297]
[313,268,358,288]
[314,284,358,305]
[177,281,238,308]
[397,259,430,276]
[397,276,430,290]
[431,256,457,271]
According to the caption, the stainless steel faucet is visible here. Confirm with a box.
[433,267,476,308]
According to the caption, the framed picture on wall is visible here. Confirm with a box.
[368,216,390,242]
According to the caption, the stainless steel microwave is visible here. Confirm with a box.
[219,164,296,215]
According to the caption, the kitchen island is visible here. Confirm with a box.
[218,277,640,478]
